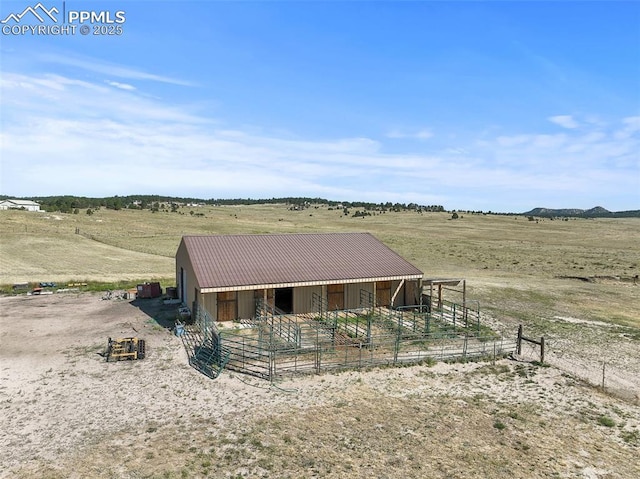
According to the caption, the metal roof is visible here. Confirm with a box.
[0,199,40,206]
[180,232,423,292]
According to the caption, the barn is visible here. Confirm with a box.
[175,232,424,322]
[0,199,41,211]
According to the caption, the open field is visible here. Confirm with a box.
[1,205,639,477]
[2,205,638,326]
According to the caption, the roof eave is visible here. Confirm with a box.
[199,274,423,294]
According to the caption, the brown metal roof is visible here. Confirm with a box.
[180,233,423,292]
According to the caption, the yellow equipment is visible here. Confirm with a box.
[104,337,146,362]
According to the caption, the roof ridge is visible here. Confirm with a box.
[183,231,371,238]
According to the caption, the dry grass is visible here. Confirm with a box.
[2,205,638,323]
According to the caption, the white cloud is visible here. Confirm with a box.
[614,116,640,140]
[106,80,136,91]
[386,128,433,140]
[36,52,194,86]
[548,115,579,129]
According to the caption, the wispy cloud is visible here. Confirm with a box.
[36,52,195,87]
[548,115,579,129]
[386,128,433,140]
[615,116,640,140]
[106,80,136,91]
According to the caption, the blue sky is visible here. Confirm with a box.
[1,1,639,212]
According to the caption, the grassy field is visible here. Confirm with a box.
[2,204,638,326]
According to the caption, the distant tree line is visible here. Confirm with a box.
[5,194,636,217]
[16,195,446,214]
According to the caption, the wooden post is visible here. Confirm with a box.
[429,282,433,313]
[540,336,545,364]
[516,324,523,355]
[462,279,467,315]
[602,362,606,390]
[390,279,405,307]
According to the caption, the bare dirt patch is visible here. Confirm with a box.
[1,293,639,478]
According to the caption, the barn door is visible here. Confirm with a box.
[217,291,237,322]
[376,281,391,307]
[327,284,344,311]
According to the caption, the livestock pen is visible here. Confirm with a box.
[180,292,516,381]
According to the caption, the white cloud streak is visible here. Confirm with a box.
[386,128,433,140]
[106,80,136,91]
[36,52,195,86]
[548,115,579,129]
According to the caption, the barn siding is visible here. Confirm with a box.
[175,241,199,309]
[238,290,255,319]
[327,284,345,310]
[404,280,420,306]
[345,282,374,309]
[202,293,217,321]
[293,285,322,314]
[187,279,423,322]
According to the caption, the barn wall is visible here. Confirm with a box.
[202,293,217,321]
[175,241,199,310]
[293,285,323,314]
[327,284,345,310]
[238,290,255,319]
[345,282,374,309]
[404,280,421,306]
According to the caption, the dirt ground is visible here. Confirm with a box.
[1,293,639,479]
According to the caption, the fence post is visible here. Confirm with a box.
[269,324,275,382]
[540,336,545,364]
[516,325,523,355]
[602,362,606,390]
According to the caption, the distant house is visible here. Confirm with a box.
[0,199,41,212]
[175,232,424,322]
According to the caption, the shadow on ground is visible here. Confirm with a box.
[130,297,179,329]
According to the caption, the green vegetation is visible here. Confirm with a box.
[0,279,173,295]
[597,416,617,428]
[493,420,507,430]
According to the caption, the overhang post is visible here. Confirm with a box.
[390,279,405,307]
[429,282,433,312]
